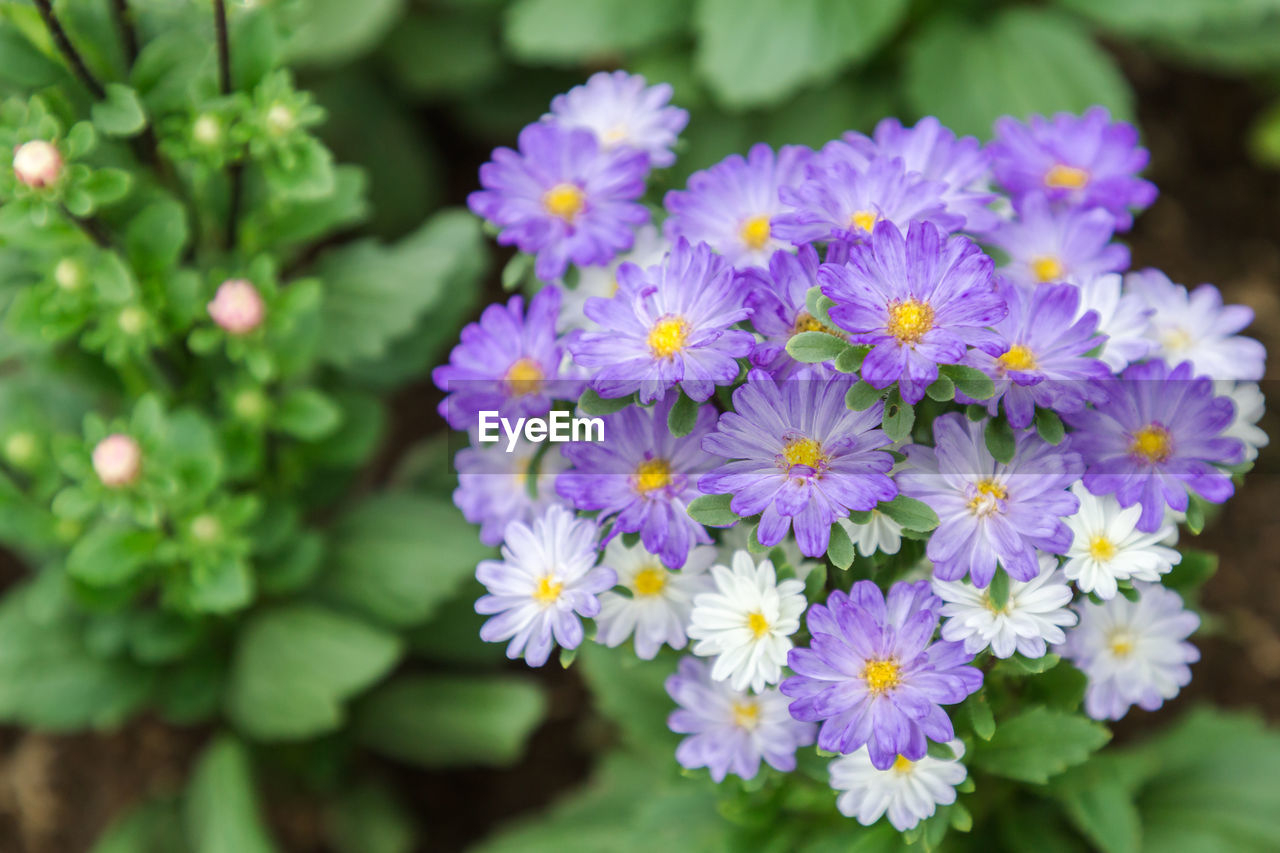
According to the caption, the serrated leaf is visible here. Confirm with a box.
[985,417,1016,465]
[786,330,848,363]
[686,494,737,527]
[973,706,1111,784]
[877,495,939,532]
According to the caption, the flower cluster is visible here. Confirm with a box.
[440,75,1267,837]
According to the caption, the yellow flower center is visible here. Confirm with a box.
[504,357,545,395]
[781,436,826,471]
[885,298,934,345]
[543,183,586,222]
[646,315,689,359]
[731,700,761,730]
[892,755,915,773]
[1031,256,1065,283]
[1088,534,1117,562]
[739,215,772,250]
[997,344,1037,372]
[1160,327,1192,352]
[968,479,1008,516]
[746,611,770,638]
[981,591,1009,615]
[1044,164,1090,190]
[850,210,879,233]
[633,566,667,597]
[1109,630,1135,658]
[633,457,672,494]
[533,575,563,604]
[1128,423,1173,465]
[862,659,901,695]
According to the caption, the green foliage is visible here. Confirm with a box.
[185,737,281,853]
[973,706,1111,784]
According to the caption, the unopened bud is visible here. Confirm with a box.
[12,140,63,188]
[192,114,223,147]
[265,104,295,136]
[54,258,85,291]
[117,306,149,336]
[3,432,39,468]
[208,278,265,335]
[92,433,141,488]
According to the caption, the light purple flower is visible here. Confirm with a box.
[1063,359,1245,533]
[781,581,983,770]
[475,506,616,667]
[666,656,816,782]
[898,413,1082,586]
[744,245,843,377]
[1075,273,1155,373]
[989,192,1130,287]
[454,435,569,547]
[433,286,580,431]
[960,282,1111,428]
[664,143,811,269]
[569,237,754,403]
[468,121,650,281]
[988,106,1157,230]
[547,71,688,168]
[699,370,897,557]
[818,220,1006,404]
[556,392,718,568]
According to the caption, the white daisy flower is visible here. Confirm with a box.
[1074,273,1155,372]
[687,551,806,693]
[1214,379,1269,463]
[830,740,968,832]
[932,553,1077,659]
[1058,583,1200,721]
[718,524,823,581]
[837,509,904,558]
[558,224,667,333]
[595,539,716,659]
[1062,483,1181,600]
[546,70,688,167]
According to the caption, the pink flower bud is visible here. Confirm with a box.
[12,140,63,189]
[207,278,265,335]
[92,433,141,488]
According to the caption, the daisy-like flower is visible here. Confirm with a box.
[595,540,716,659]
[547,71,688,167]
[932,553,1077,659]
[961,282,1111,428]
[718,525,824,583]
[1064,359,1245,532]
[745,245,843,377]
[830,740,968,832]
[782,581,983,768]
[989,193,1129,287]
[556,392,717,568]
[433,286,580,430]
[475,506,616,666]
[665,656,816,782]
[818,220,1006,404]
[699,370,897,557]
[569,237,754,403]
[1061,482,1181,599]
[467,121,650,281]
[774,156,961,247]
[558,224,667,333]
[898,413,1082,587]
[664,143,810,269]
[1075,273,1155,372]
[687,552,807,693]
[1214,380,1269,463]
[453,435,570,547]
[1126,270,1266,381]
[837,509,904,558]
[988,106,1157,230]
[1058,583,1200,721]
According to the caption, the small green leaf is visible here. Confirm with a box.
[987,568,1011,611]
[834,345,868,373]
[985,417,1016,465]
[994,652,1061,677]
[273,388,343,441]
[927,740,957,761]
[91,83,147,137]
[786,330,848,363]
[184,736,280,853]
[667,390,699,438]
[1184,496,1206,535]
[686,494,738,527]
[827,522,855,570]
[1162,549,1217,594]
[67,524,160,587]
[877,495,939,532]
[81,168,132,208]
[973,706,1111,784]
[881,389,915,442]
[505,0,688,63]
[1035,407,1066,445]
[578,388,632,416]
[941,364,995,400]
[845,380,881,411]
[502,252,532,291]
[925,373,956,401]
[962,692,997,740]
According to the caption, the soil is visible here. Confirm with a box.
[1,54,1279,853]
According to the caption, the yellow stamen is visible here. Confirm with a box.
[850,210,879,233]
[1031,256,1065,283]
[646,315,689,358]
[740,215,772,250]
[633,457,672,494]
[732,700,761,730]
[981,591,1009,615]
[533,575,563,604]
[997,344,1037,372]
[862,659,901,695]
[633,566,667,596]
[892,755,914,773]
[746,611,770,638]
[1088,534,1117,562]
[1109,631,1134,658]
[1044,164,1089,190]
[504,357,545,395]
[886,298,934,345]
[1128,424,1172,465]
[781,436,826,472]
[543,183,586,221]
[968,479,1008,516]
[1160,327,1192,352]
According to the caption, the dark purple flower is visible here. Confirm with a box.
[989,192,1130,287]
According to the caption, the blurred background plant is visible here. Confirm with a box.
[0,0,1278,852]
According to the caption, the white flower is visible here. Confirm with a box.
[830,740,968,832]
[595,540,716,659]
[719,524,823,581]
[687,551,806,692]
[1058,583,1200,721]
[558,224,667,333]
[1215,380,1269,463]
[837,509,903,558]
[1062,483,1181,600]
[1074,273,1154,372]
[932,554,1077,659]
[547,71,688,167]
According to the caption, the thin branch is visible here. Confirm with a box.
[213,0,242,249]
[110,0,139,68]
[61,206,111,248]
[33,0,106,99]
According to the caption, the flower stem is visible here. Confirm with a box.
[213,0,243,250]
[110,0,139,68]
[33,0,106,99]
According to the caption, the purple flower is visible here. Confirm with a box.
[818,220,1006,404]
[468,122,650,281]
[960,282,1111,428]
[663,143,811,269]
[898,413,1082,586]
[774,156,962,247]
[569,238,754,404]
[1063,359,1245,533]
[989,193,1130,287]
[454,435,569,546]
[433,286,580,431]
[666,656,816,782]
[988,107,1157,230]
[547,71,688,168]
[781,581,983,769]
[744,245,844,377]
[699,370,897,557]
[556,392,718,568]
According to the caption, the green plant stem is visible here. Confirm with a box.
[213,0,243,250]
[110,0,139,68]
[33,0,106,99]
[60,205,110,248]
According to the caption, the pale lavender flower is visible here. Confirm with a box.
[547,70,688,167]
[989,192,1129,287]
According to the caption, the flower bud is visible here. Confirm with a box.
[192,114,223,147]
[12,140,63,188]
[54,258,85,292]
[207,279,265,335]
[92,433,141,488]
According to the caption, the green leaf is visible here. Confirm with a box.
[384,12,500,97]
[184,736,280,853]
[1057,779,1142,853]
[273,388,343,441]
[985,417,1016,465]
[667,390,699,438]
[578,388,633,416]
[827,521,855,570]
[91,83,147,137]
[91,798,185,853]
[925,373,956,402]
[355,675,546,767]
[282,0,404,66]
[0,21,67,87]
[187,556,254,615]
[686,493,738,527]
[126,199,189,275]
[81,168,132,208]
[987,568,1011,612]
[973,706,1111,784]
[881,389,914,442]
[1162,548,1218,594]
[1035,407,1066,445]
[1184,495,1206,535]
[940,364,996,400]
[505,0,689,64]
[994,652,1061,677]
[877,495,939,532]
[786,330,848,363]
[961,692,996,740]
[67,524,160,587]
[327,782,415,853]
[905,8,1133,139]
[695,0,909,109]
[845,380,881,411]
[226,604,402,741]
[576,643,676,749]
[834,344,867,373]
